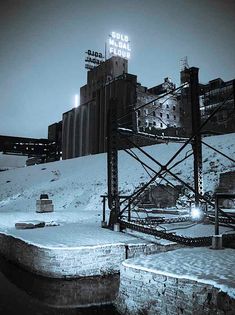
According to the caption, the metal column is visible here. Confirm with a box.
[107,98,120,227]
[189,67,203,207]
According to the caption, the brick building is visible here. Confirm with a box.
[136,77,180,133]
[180,66,235,136]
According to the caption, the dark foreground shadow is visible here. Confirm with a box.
[0,254,120,315]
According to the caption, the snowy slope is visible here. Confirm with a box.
[0,133,234,229]
[0,152,27,171]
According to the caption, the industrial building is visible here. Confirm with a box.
[48,56,234,161]
[136,77,181,133]
[61,56,181,160]
[180,65,235,136]
[62,57,136,159]
[199,78,235,134]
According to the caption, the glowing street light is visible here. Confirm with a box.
[190,205,203,221]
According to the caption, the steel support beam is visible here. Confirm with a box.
[189,67,203,207]
[107,98,120,227]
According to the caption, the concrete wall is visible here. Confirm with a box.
[116,262,235,315]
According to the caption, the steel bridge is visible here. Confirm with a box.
[103,67,235,247]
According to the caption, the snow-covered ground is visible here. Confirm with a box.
[0,133,234,231]
[0,152,27,171]
[0,133,234,298]
[0,133,233,246]
[123,247,235,298]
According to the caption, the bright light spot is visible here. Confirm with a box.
[108,31,131,59]
[74,94,79,108]
[191,206,203,220]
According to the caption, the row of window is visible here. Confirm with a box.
[138,120,177,128]
[138,119,177,127]
[138,111,177,120]
[137,105,176,117]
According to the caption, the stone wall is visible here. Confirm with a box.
[116,262,235,315]
[0,232,176,278]
[0,232,126,278]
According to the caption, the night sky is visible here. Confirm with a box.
[0,0,234,138]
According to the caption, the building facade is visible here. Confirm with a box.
[200,78,235,134]
[136,77,180,134]
[62,57,136,159]
[180,66,235,136]
[61,57,183,159]
[57,57,235,160]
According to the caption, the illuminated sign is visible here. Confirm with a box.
[108,32,131,59]
[85,50,104,70]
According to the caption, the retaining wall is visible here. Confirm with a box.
[116,262,235,315]
[0,232,178,278]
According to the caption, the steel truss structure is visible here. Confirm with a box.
[106,67,235,246]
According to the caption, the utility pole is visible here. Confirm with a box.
[107,98,120,227]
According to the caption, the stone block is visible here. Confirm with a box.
[36,199,54,213]
[15,220,45,229]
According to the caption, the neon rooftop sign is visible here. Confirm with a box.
[108,31,131,59]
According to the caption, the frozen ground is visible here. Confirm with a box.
[124,247,235,298]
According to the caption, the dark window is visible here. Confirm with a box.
[174,115,176,120]
[153,111,156,117]
[167,114,169,119]
[160,112,163,117]
[160,123,163,128]
[173,105,176,111]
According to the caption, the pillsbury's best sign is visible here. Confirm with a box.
[108,32,131,59]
